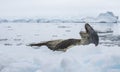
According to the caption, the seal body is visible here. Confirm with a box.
[29,32,90,52]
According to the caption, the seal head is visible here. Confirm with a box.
[85,23,99,46]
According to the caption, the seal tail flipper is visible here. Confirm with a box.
[28,42,47,47]
[85,23,99,46]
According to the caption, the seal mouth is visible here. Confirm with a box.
[85,23,99,46]
[85,23,93,33]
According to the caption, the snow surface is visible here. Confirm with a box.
[0,23,120,72]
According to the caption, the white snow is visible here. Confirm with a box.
[0,23,120,72]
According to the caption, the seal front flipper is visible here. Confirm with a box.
[85,23,99,46]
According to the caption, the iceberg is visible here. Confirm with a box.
[0,11,118,23]
[82,11,118,23]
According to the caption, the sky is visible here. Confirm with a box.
[0,0,120,18]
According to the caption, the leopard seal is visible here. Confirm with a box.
[28,23,99,52]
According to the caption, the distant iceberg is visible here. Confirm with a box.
[82,11,118,23]
[0,11,119,23]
